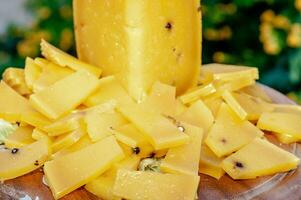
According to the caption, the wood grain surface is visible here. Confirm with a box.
[1,86,300,200]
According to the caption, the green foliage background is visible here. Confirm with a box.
[0,0,301,102]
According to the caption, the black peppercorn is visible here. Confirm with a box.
[11,148,19,154]
[165,22,173,30]
[235,161,244,168]
[132,147,140,155]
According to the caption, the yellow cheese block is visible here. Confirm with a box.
[43,112,83,136]
[240,83,272,102]
[257,112,301,140]
[222,138,300,179]
[161,123,203,175]
[84,76,134,107]
[113,169,200,200]
[139,82,176,116]
[113,124,154,157]
[51,126,86,153]
[177,100,214,137]
[74,0,201,100]
[117,102,189,150]
[85,156,140,200]
[4,126,35,149]
[201,64,259,82]
[30,70,100,119]
[206,103,264,157]
[199,145,225,179]
[51,135,92,159]
[222,90,274,121]
[85,106,127,142]
[32,129,53,144]
[24,57,42,90]
[44,136,124,199]
[3,67,31,96]
[33,62,74,93]
[0,139,51,181]
[179,83,216,104]
[40,39,102,77]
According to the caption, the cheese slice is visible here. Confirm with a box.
[161,123,203,175]
[113,169,200,200]
[206,103,264,157]
[30,70,100,119]
[44,136,124,199]
[0,81,50,129]
[117,102,189,150]
[0,139,51,181]
[40,39,102,77]
[74,0,201,100]
[222,138,300,179]
[4,126,35,149]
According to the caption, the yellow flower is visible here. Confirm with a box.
[59,29,74,51]
[260,10,275,23]
[295,0,301,11]
[263,41,280,55]
[59,5,73,19]
[272,15,290,30]
[219,26,232,40]
[213,52,225,63]
[204,29,219,41]
[37,7,51,20]
[287,24,301,48]
[17,40,39,58]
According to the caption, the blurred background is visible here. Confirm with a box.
[0,0,301,102]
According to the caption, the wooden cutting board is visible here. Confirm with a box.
[1,85,300,200]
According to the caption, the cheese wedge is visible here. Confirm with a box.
[74,0,201,100]
[222,138,300,179]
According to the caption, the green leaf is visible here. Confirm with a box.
[0,119,17,143]
[289,50,301,84]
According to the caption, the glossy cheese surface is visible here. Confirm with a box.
[222,138,300,179]
[113,169,200,200]
[161,123,203,175]
[30,70,100,119]
[74,0,201,100]
[44,136,124,199]
[0,139,50,181]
